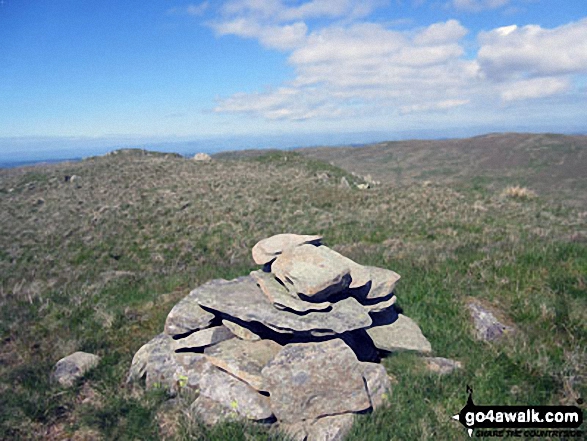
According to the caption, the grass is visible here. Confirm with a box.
[0,147,585,439]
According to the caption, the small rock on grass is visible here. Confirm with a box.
[52,352,101,387]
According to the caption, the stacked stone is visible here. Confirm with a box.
[127,234,432,441]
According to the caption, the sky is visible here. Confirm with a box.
[1,0,586,160]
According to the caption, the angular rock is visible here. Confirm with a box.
[251,270,331,313]
[360,362,391,410]
[190,395,241,426]
[204,338,282,391]
[164,295,215,337]
[198,363,273,421]
[271,245,352,301]
[340,176,350,188]
[466,300,515,342]
[191,276,371,335]
[144,334,182,391]
[252,233,322,265]
[276,421,307,441]
[364,266,401,300]
[193,152,212,161]
[424,357,463,375]
[174,326,234,350]
[222,319,261,341]
[261,339,371,423]
[308,413,356,441]
[52,352,101,387]
[367,314,432,353]
[363,294,397,313]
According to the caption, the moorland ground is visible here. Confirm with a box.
[0,136,586,440]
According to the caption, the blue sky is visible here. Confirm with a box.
[1,1,586,159]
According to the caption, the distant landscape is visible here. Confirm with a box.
[0,133,585,439]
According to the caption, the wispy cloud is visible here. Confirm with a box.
[451,0,511,12]
[209,1,587,121]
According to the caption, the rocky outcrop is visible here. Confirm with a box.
[127,233,437,440]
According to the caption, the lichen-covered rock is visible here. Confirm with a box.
[164,295,215,337]
[174,326,234,350]
[261,339,371,423]
[360,362,392,409]
[222,319,261,341]
[466,299,515,342]
[52,352,101,387]
[307,413,356,441]
[424,357,463,375]
[367,314,431,353]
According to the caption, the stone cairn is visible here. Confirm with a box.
[127,234,432,441]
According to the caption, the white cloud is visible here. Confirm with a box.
[500,77,570,101]
[478,18,587,81]
[451,0,510,12]
[187,2,210,16]
[212,18,307,50]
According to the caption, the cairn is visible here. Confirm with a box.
[127,234,432,440]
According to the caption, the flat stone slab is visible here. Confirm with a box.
[174,326,234,350]
[204,338,282,391]
[222,319,261,341]
[164,295,215,337]
[367,314,432,353]
[308,413,356,441]
[424,357,463,375]
[271,245,352,300]
[191,276,372,335]
[364,266,401,300]
[261,339,371,423]
[466,299,515,342]
[363,294,397,313]
[251,270,331,313]
[198,362,274,421]
[52,352,101,387]
[252,234,323,265]
[360,362,392,410]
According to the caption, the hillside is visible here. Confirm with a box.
[297,133,587,207]
[0,146,585,439]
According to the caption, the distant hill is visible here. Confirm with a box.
[296,133,587,206]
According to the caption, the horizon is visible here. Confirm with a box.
[1,1,586,161]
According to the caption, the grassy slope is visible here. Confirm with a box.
[0,147,585,440]
[297,133,587,207]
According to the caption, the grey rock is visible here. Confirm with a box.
[340,176,350,188]
[364,266,401,300]
[198,362,274,421]
[356,183,369,190]
[222,319,261,341]
[204,338,282,391]
[252,233,322,265]
[466,300,515,342]
[318,246,371,289]
[271,245,352,301]
[174,326,234,350]
[191,276,371,335]
[276,421,307,441]
[367,314,432,353]
[308,414,356,441]
[52,352,100,387]
[164,295,215,337]
[190,395,242,426]
[261,339,371,423]
[360,362,391,410]
[251,270,331,313]
[363,294,397,313]
[193,152,212,161]
[424,357,463,375]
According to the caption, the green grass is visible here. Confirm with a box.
[0,149,585,439]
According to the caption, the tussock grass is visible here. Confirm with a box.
[0,149,585,439]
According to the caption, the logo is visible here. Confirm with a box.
[452,386,584,438]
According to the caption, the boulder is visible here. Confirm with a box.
[271,245,352,301]
[466,299,515,342]
[251,233,322,265]
[52,352,101,387]
[190,395,242,426]
[164,295,215,337]
[261,339,371,423]
[198,363,274,421]
[360,362,392,409]
[204,338,282,391]
[190,276,372,335]
[367,314,431,353]
[308,413,356,441]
